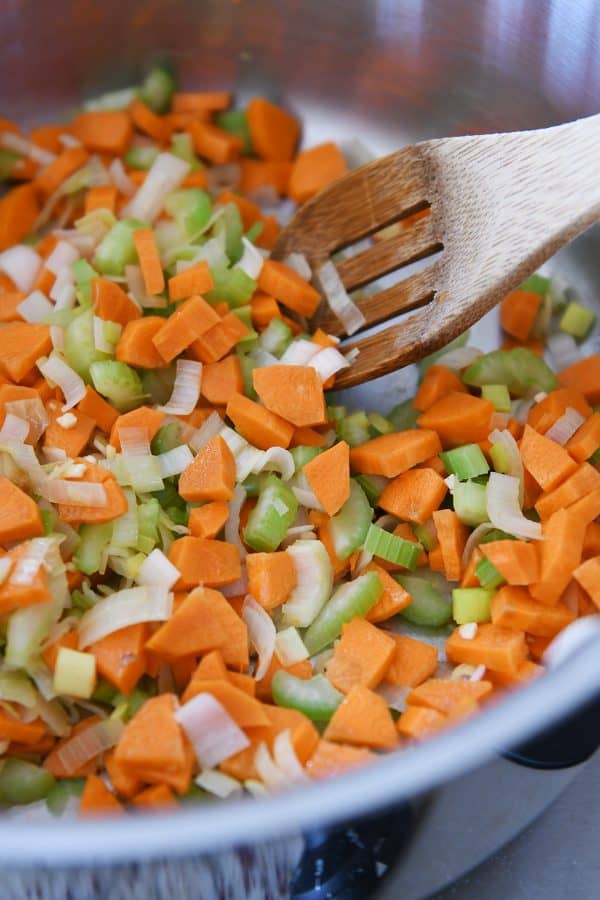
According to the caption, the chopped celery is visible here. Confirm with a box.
[64,309,110,382]
[245,221,263,243]
[40,509,55,535]
[113,687,149,721]
[490,441,510,474]
[216,109,253,154]
[71,589,94,612]
[328,480,372,560]
[0,150,20,181]
[412,523,437,552]
[479,528,515,544]
[291,445,323,470]
[241,473,266,497]
[388,399,419,431]
[354,474,387,505]
[164,188,212,238]
[151,422,182,455]
[243,474,298,552]
[139,66,176,113]
[90,360,144,412]
[92,680,118,705]
[272,672,343,723]
[84,86,138,112]
[559,302,596,339]
[0,671,36,708]
[452,480,488,526]
[137,498,161,544]
[0,759,55,806]
[440,444,490,480]
[124,146,159,170]
[232,305,258,345]
[463,348,557,396]
[336,411,371,447]
[46,778,85,816]
[53,647,96,699]
[152,482,185,510]
[327,405,346,423]
[481,384,511,413]
[368,412,394,434]
[364,524,422,569]
[303,571,384,655]
[73,523,113,575]
[206,265,257,308]
[475,556,506,590]
[452,587,494,624]
[259,318,293,356]
[140,365,177,406]
[213,203,244,264]
[171,132,201,171]
[419,330,469,377]
[6,600,61,669]
[94,218,146,276]
[519,273,550,296]
[167,506,189,527]
[397,575,451,627]
[72,258,98,289]
[237,352,257,400]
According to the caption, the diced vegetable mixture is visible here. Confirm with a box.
[0,67,598,816]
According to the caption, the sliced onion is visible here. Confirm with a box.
[273,729,308,783]
[487,472,542,540]
[254,741,288,791]
[52,229,96,256]
[45,240,79,276]
[5,397,48,443]
[376,682,410,712]
[17,290,54,323]
[118,426,152,457]
[279,339,321,366]
[234,446,263,483]
[309,347,350,382]
[9,538,54,586]
[1,131,54,166]
[59,133,82,149]
[284,252,311,281]
[218,424,249,458]
[205,163,242,194]
[250,446,295,482]
[93,316,120,353]
[547,332,579,370]
[225,484,247,562]
[252,348,279,368]
[489,428,524,496]
[159,359,203,415]
[489,412,510,431]
[41,478,108,507]
[50,325,64,352]
[545,406,585,445]
[292,485,324,511]
[434,346,483,370]
[157,445,194,478]
[274,627,309,666]
[353,548,374,573]
[135,549,180,590]
[242,595,276,681]
[0,413,29,443]
[51,273,76,308]
[175,693,249,768]
[282,539,333,628]
[37,354,86,411]
[511,395,537,425]
[234,237,264,280]
[35,695,71,737]
[110,489,138,549]
[316,260,365,336]
[462,522,495,566]
[189,411,223,453]
[109,158,136,197]
[0,245,42,293]
[55,718,124,776]
[220,567,249,598]
[195,769,243,799]
[78,584,173,647]
[122,152,190,223]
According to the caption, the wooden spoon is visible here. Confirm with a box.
[273,115,600,388]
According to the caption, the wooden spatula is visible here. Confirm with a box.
[273,115,600,388]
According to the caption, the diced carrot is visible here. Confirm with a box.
[262,705,320,763]
[500,289,542,341]
[446,623,528,676]
[240,159,292,196]
[90,624,148,695]
[0,477,44,544]
[109,407,165,450]
[567,412,600,462]
[379,467,447,524]
[168,261,213,302]
[116,316,170,369]
[200,355,243,407]
[583,522,600,560]
[168,537,241,589]
[325,617,396,694]
[412,365,467,412]
[384,633,438,687]
[491,585,576,636]
[0,383,41,432]
[57,463,128,525]
[349,430,442,478]
[253,365,327,428]
[129,99,171,143]
[568,487,600,524]
[250,292,281,328]
[246,551,296,610]
[530,507,585,605]
[77,385,119,434]
[0,709,46,745]
[173,92,231,113]
[302,440,350,515]
[527,388,592,433]
[480,540,539,585]
[0,322,51,382]
[534,462,600,520]
[29,123,64,153]
[133,784,178,809]
[80,774,124,817]
[189,649,229,683]
[0,291,24,323]
[228,671,255,696]
[557,355,600,405]
[84,185,118,214]
[461,547,482,588]
[527,634,552,662]
[364,563,412,622]
[188,501,229,539]
[217,190,262,230]
[42,629,79,671]
[397,706,447,740]
[179,435,235,502]
[226,392,294,449]
[34,147,89,197]
[190,121,242,164]
[188,311,250,363]
[71,111,132,156]
[43,399,95,458]
[246,98,300,162]
[257,260,321,317]
[485,659,544,688]
[432,509,468,582]
[152,294,220,363]
[255,657,312,701]
[0,542,51,615]
[520,424,578,491]
[324,684,397,749]
[34,266,55,296]
[572,556,600,610]
[305,739,374,778]
[291,426,329,447]
[0,183,40,251]
[182,679,270,728]
[104,749,142,800]
[288,142,348,203]
[407,678,492,715]
[417,392,495,448]
[132,229,165,296]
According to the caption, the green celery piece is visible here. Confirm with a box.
[164,188,212,238]
[237,352,257,400]
[232,306,258,346]
[388,401,419,431]
[0,759,55,806]
[94,219,146,276]
[463,348,557,396]
[397,575,452,627]
[271,672,343,723]
[167,506,189,527]
[259,318,293,356]
[479,528,515,544]
[481,384,511,413]
[303,571,384,655]
[412,523,437,552]
[559,302,596,339]
[72,258,98,295]
[92,680,118,705]
[590,446,600,465]
[368,411,394,434]
[0,150,20,181]
[216,109,253,154]
[151,422,182,455]
[113,687,150,721]
[292,445,323,470]
[213,203,244,263]
[40,509,55,535]
[452,587,494,624]
[140,66,176,113]
[519,273,550,296]
[241,473,267,497]
[354,474,386,505]
[64,309,111,382]
[475,556,506,590]
[328,480,372,560]
[152,482,185,510]
[419,330,470,378]
[140,364,177,406]
[84,87,138,112]
[71,589,94,612]
[364,523,422,569]
[124,146,159,170]
[245,221,264,243]
[89,360,144,412]
[46,777,85,816]
[137,498,161,543]
[73,523,113,575]
[326,405,346,423]
[171,132,201,171]
[440,444,490,480]
[336,411,370,447]
[206,266,257,308]
[243,475,298,552]
[452,480,488,526]
[490,441,510,474]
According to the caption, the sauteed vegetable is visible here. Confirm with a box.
[0,67,598,816]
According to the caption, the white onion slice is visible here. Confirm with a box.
[282,540,332,628]
[50,325,64,352]
[545,406,586,445]
[45,240,79,276]
[309,347,350,382]
[462,522,495,567]
[135,548,180,590]
[1,131,56,166]
[376,682,410,712]
[17,290,54,324]
[56,718,124,776]
[118,426,152,457]
[175,693,249,768]
[292,485,324,510]
[37,354,86,411]
[195,769,243,799]
[284,252,311,281]
[218,424,249,458]
[275,627,309,666]
[225,484,247,562]
[159,359,203,415]
[250,446,295,482]
[243,595,276,681]
[157,445,194,478]
[189,411,223,453]
[93,316,120,354]
[9,538,54,586]
[122,152,190,223]
[0,245,42,293]
[40,479,108,507]
[489,412,510,431]
[512,395,537,425]
[5,398,48,442]
[254,742,289,791]
[434,346,483,370]
[234,237,264,280]
[110,489,138,549]
[486,472,542,540]
[273,729,308,783]
[252,349,279,368]
[78,585,173,647]
[489,428,524,496]
[220,567,249,598]
[279,339,321,366]
[124,265,156,308]
[234,446,264,483]
[0,413,29,443]
[547,332,579,370]
[316,260,366,336]
[109,158,136,197]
